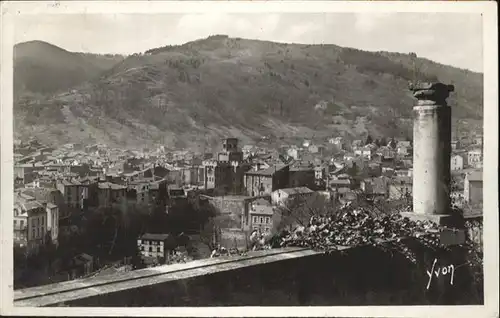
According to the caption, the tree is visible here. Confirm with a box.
[389,138,397,149]
[374,138,381,147]
[131,245,145,270]
[274,193,336,232]
[200,215,231,250]
[365,135,373,145]
[380,137,388,147]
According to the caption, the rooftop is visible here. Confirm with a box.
[467,171,483,182]
[140,233,172,241]
[98,182,127,190]
[245,164,287,176]
[278,187,314,195]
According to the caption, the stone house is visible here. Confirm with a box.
[271,187,314,207]
[388,176,413,201]
[249,198,275,234]
[450,154,464,171]
[244,164,289,197]
[137,233,176,265]
[467,149,482,169]
[464,171,483,206]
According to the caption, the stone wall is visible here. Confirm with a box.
[208,197,249,229]
[55,242,482,307]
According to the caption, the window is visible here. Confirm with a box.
[20,220,24,227]
[266,217,270,224]
[260,217,263,223]
[149,247,153,252]
[41,217,44,226]
[32,229,35,239]
[253,216,257,223]
[14,220,17,225]
[32,219,35,227]
[157,247,161,252]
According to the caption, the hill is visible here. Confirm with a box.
[13,35,483,151]
[14,40,125,97]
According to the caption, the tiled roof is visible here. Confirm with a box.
[245,164,287,176]
[279,187,314,195]
[140,233,171,241]
[253,198,271,206]
[98,182,127,190]
[330,179,351,186]
[393,176,413,184]
[60,179,82,186]
[467,171,482,182]
[24,201,45,211]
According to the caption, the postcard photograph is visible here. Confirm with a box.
[0,1,498,317]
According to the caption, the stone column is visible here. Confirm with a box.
[409,82,454,220]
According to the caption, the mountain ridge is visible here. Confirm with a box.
[14,36,483,151]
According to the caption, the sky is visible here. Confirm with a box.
[13,12,483,72]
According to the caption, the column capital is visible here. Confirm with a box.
[409,82,455,105]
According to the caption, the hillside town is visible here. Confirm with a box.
[13,129,483,288]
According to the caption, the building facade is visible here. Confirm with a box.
[137,233,175,265]
[244,165,289,197]
[464,171,483,206]
[13,198,48,255]
[97,182,127,208]
[249,198,274,234]
[467,149,482,169]
[203,138,250,196]
[450,154,464,171]
[271,187,314,207]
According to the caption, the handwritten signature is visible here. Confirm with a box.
[426,258,456,290]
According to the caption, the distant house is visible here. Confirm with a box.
[360,177,390,201]
[314,164,330,182]
[206,195,257,230]
[397,145,412,157]
[271,187,314,206]
[332,188,358,204]
[287,148,299,160]
[13,195,50,255]
[244,164,289,197]
[377,146,396,160]
[249,198,274,234]
[464,171,483,206]
[451,140,461,151]
[467,149,482,168]
[137,233,176,265]
[62,253,94,280]
[328,178,351,190]
[289,166,315,189]
[328,137,345,150]
[351,140,363,150]
[389,176,413,201]
[362,145,376,160]
[451,154,464,171]
[56,179,88,215]
[474,136,483,146]
[308,144,324,154]
[97,182,127,208]
[382,167,395,177]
